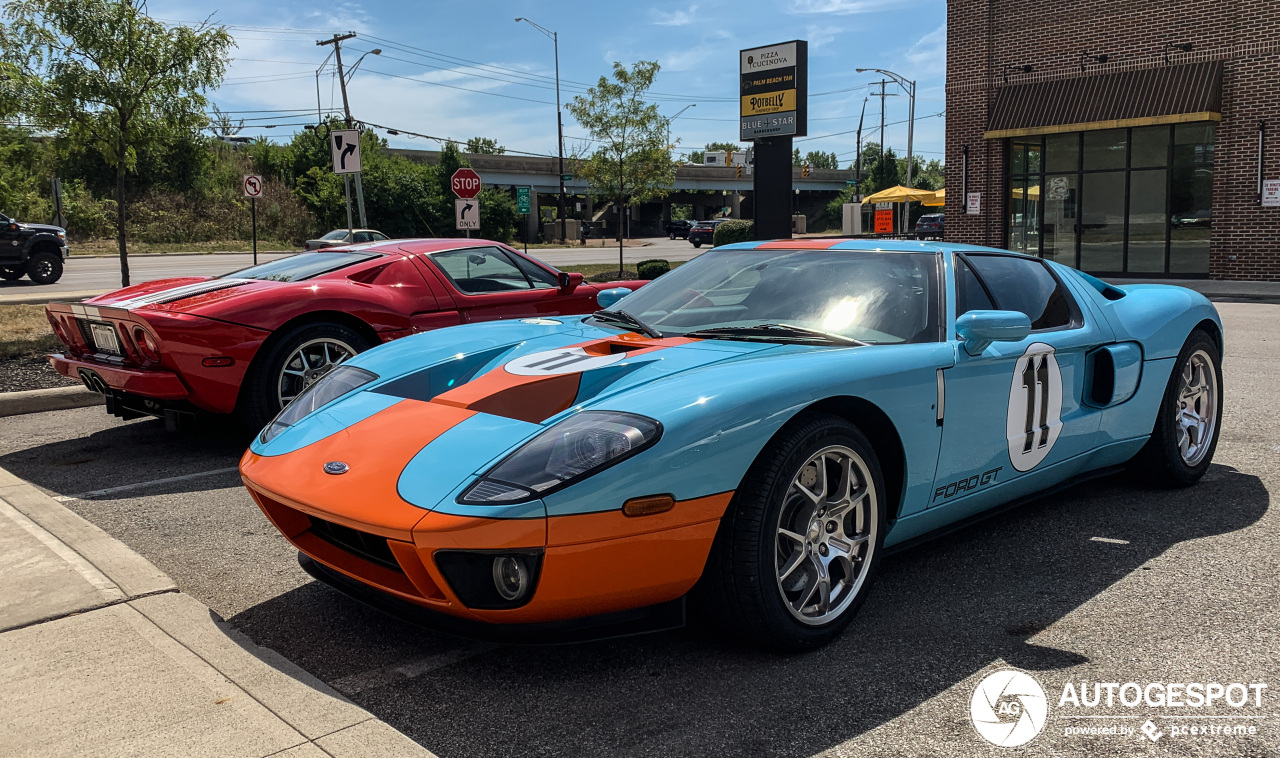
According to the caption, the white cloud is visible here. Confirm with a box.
[651,6,698,26]
[805,23,843,49]
[789,0,897,15]
[900,23,946,78]
[659,47,714,72]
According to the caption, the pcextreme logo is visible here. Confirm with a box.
[971,669,1049,747]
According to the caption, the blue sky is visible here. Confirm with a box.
[155,0,946,167]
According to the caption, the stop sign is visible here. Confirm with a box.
[451,168,482,199]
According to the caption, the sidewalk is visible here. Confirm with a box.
[0,466,435,758]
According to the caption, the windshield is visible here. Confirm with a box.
[223,251,381,282]
[594,248,939,344]
[320,230,350,240]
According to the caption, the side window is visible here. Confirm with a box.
[430,247,533,294]
[965,254,1074,330]
[371,232,389,241]
[352,231,372,243]
[955,257,996,316]
[511,255,558,289]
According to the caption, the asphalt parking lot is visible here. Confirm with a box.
[1,301,1275,757]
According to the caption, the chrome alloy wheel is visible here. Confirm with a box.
[277,337,357,408]
[774,445,878,626]
[1176,349,1218,467]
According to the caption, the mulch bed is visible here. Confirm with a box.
[0,354,80,393]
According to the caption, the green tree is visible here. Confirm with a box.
[1,0,233,285]
[465,136,505,155]
[566,60,676,271]
[688,141,740,164]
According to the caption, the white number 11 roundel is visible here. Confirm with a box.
[1005,343,1063,472]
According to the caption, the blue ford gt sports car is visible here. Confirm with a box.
[241,239,1223,650]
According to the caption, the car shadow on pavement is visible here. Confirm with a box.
[0,414,253,498]
[225,463,1268,758]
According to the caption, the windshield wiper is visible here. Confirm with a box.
[591,309,663,339]
[684,323,869,346]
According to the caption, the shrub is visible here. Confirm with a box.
[636,259,670,280]
[588,269,639,283]
[713,219,754,247]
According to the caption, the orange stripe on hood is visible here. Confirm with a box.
[240,398,475,540]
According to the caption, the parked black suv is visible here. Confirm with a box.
[1,212,69,284]
[665,219,693,239]
[688,219,729,248]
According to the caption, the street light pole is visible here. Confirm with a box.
[664,104,695,160]
[516,18,567,243]
[317,33,364,232]
[857,68,916,188]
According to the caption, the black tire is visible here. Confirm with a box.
[25,252,63,284]
[692,241,702,248]
[699,412,887,651]
[1133,328,1223,487]
[0,266,23,281]
[238,321,371,431]
[669,232,676,239]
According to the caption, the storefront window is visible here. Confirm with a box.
[1170,123,1214,274]
[1006,122,1215,275]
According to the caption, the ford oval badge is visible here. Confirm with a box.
[323,461,349,475]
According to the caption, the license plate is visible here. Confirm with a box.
[90,323,121,355]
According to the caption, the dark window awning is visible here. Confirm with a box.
[985,61,1222,139]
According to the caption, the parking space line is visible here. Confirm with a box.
[54,467,242,501]
[331,643,501,695]
[1089,536,1131,545]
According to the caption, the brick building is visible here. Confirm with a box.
[944,0,1280,279]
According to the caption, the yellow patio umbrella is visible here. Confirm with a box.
[861,185,937,204]
[921,188,945,206]
[1011,185,1041,200]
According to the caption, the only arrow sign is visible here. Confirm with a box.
[455,198,480,230]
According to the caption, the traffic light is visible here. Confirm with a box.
[801,163,811,178]
[735,165,742,178]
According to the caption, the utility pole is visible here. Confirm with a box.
[854,96,868,201]
[870,80,897,172]
[317,33,368,229]
[515,18,567,243]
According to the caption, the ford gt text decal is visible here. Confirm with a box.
[933,466,1003,502]
[504,347,628,376]
[1005,342,1063,472]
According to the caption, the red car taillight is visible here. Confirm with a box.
[132,326,161,362]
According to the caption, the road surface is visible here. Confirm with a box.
[0,238,703,304]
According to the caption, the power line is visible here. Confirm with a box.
[360,67,554,105]
[795,111,945,144]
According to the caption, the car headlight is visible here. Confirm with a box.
[259,365,378,444]
[459,411,662,504]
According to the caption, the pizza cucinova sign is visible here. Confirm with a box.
[739,40,807,141]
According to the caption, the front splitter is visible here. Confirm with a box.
[298,553,686,645]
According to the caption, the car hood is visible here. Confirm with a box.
[84,276,275,313]
[20,223,65,235]
[245,317,794,518]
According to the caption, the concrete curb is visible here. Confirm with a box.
[0,468,174,600]
[0,465,436,757]
[0,386,103,418]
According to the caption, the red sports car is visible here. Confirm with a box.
[46,239,646,429]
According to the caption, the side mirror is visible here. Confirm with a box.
[955,310,1031,356]
[558,271,584,290]
[596,287,632,310]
